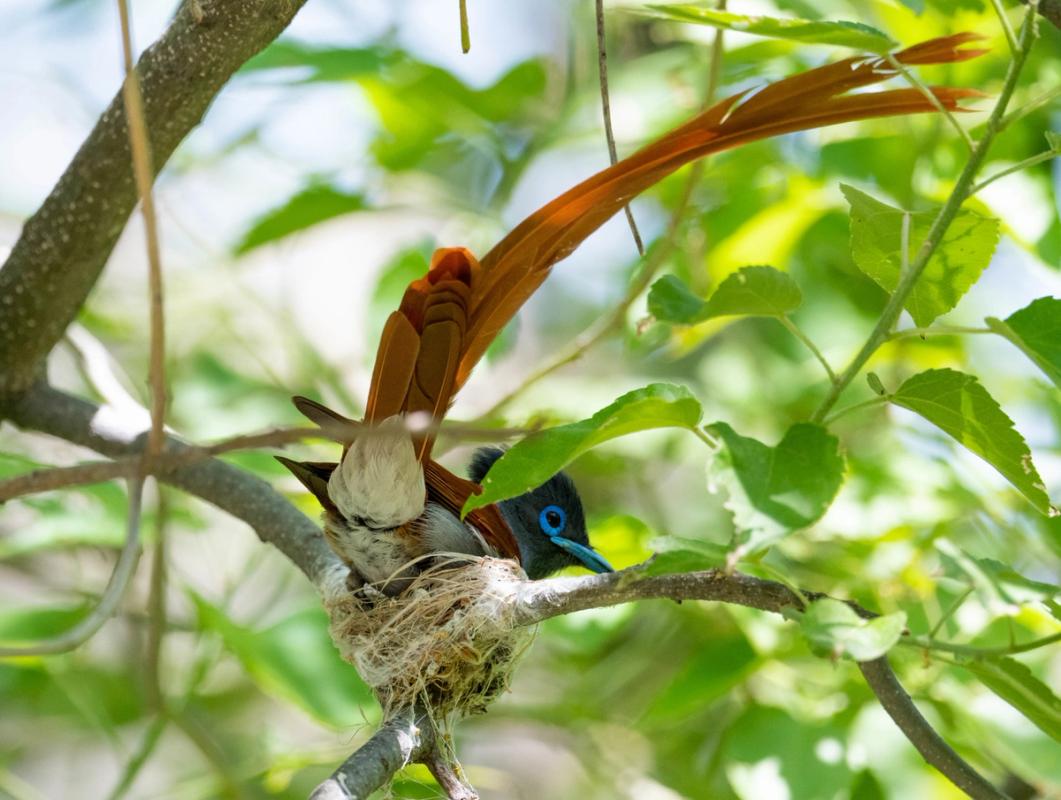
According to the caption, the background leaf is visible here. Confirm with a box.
[891,369,1056,515]
[235,183,369,254]
[464,384,702,513]
[707,422,845,553]
[960,657,1061,742]
[842,184,1000,326]
[641,6,896,52]
[986,296,1061,389]
[642,536,729,576]
[797,598,906,661]
[649,266,802,324]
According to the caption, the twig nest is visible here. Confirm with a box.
[319,557,534,719]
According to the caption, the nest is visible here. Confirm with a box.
[320,556,535,721]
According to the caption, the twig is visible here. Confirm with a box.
[998,84,1061,131]
[596,0,644,256]
[907,629,1061,657]
[144,489,169,712]
[886,53,975,152]
[812,6,1040,423]
[989,0,1021,55]
[888,325,994,340]
[424,745,479,800]
[969,149,1059,194]
[458,0,470,53]
[822,396,889,426]
[481,14,729,417]
[0,478,144,657]
[106,716,167,800]
[116,0,167,458]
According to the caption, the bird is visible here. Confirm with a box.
[277,34,984,592]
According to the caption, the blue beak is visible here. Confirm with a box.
[549,536,614,574]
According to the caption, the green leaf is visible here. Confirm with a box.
[866,372,886,396]
[642,6,896,53]
[936,539,1059,613]
[194,596,374,728]
[648,266,802,325]
[707,422,845,553]
[1046,131,1061,153]
[961,657,1061,742]
[890,369,1056,515]
[647,275,706,324]
[642,536,729,576]
[463,384,702,514]
[235,183,369,254]
[841,184,1000,326]
[849,770,887,800]
[798,598,906,661]
[986,297,1061,389]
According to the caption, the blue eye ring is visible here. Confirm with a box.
[539,505,566,536]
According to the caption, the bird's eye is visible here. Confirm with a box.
[539,505,566,536]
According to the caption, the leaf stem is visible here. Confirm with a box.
[906,629,1061,657]
[822,396,889,426]
[811,7,1039,424]
[779,316,837,384]
[887,325,994,340]
[886,54,975,152]
[927,586,975,641]
[458,0,470,53]
[989,0,1021,54]
[998,83,1061,131]
[969,149,1059,195]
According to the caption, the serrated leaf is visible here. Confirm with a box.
[648,266,801,325]
[235,183,369,254]
[842,185,1000,326]
[986,297,1061,390]
[464,384,702,514]
[799,598,906,661]
[642,6,896,53]
[648,275,707,324]
[961,657,1061,742]
[891,369,1056,515]
[193,596,373,727]
[642,536,729,576]
[707,422,845,553]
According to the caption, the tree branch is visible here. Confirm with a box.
[0,0,311,395]
[310,707,433,800]
[1,382,338,584]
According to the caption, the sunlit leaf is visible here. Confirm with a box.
[649,266,801,325]
[842,184,1000,326]
[464,384,703,514]
[936,538,1059,614]
[642,536,729,576]
[708,422,845,552]
[234,183,369,254]
[1046,131,1061,153]
[242,42,397,82]
[194,596,374,728]
[986,297,1061,389]
[798,598,906,661]
[960,657,1061,742]
[642,6,895,53]
[890,369,1056,515]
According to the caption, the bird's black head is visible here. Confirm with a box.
[469,447,613,580]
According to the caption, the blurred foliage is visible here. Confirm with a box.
[1,0,1060,798]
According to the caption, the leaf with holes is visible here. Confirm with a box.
[891,369,1056,515]
[842,184,1000,326]
[707,422,845,553]
[464,384,703,514]
[986,297,1061,390]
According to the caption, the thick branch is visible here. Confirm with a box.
[310,708,432,800]
[0,0,310,395]
[1,382,337,583]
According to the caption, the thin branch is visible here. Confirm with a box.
[509,567,1007,799]
[812,6,1040,423]
[2,382,339,584]
[310,707,432,800]
[596,0,644,256]
[0,478,144,657]
[888,325,994,340]
[989,0,1021,55]
[969,149,1059,195]
[886,53,975,152]
[116,0,167,457]
[998,84,1061,131]
[822,396,889,426]
[458,0,471,53]
[0,0,313,395]
[858,658,1006,800]
[480,8,728,418]
[908,629,1061,657]
[144,489,169,712]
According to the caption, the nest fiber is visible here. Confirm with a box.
[321,557,534,718]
